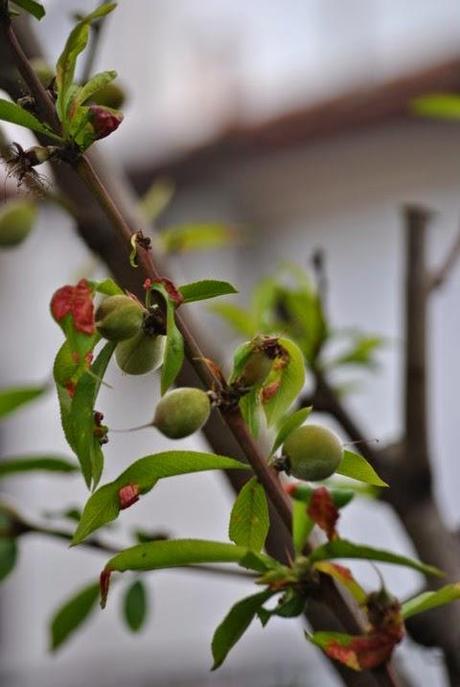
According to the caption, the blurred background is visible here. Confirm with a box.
[2,1,460,685]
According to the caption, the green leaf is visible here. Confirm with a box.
[292,499,313,555]
[262,337,306,427]
[229,477,269,551]
[75,70,117,108]
[258,589,305,626]
[159,223,235,254]
[230,340,256,382]
[0,384,47,420]
[211,589,274,669]
[333,335,384,369]
[11,0,45,19]
[123,579,147,632]
[313,561,367,604]
[56,3,116,127]
[0,99,62,141]
[139,178,174,222]
[271,406,312,455]
[309,539,444,578]
[412,94,460,120]
[239,388,261,437]
[0,538,17,582]
[105,539,271,575]
[50,582,99,651]
[402,583,460,620]
[72,451,248,545]
[179,280,238,304]
[336,450,388,487]
[210,303,257,337]
[70,341,116,489]
[90,278,124,296]
[150,283,184,394]
[0,455,77,478]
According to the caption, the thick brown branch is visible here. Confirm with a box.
[403,206,431,487]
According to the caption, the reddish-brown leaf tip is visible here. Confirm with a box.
[118,483,140,510]
[50,279,95,335]
[99,568,112,609]
[307,486,339,541]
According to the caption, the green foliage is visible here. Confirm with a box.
[211,589,274,669]
[11,0,45,19]
[262,337,306,427]
[0,455,77,478]
[402,584,460,620]
[50,582,100,651]
[64,341,116,489]
[139,178,174,222]
[229,477,269,551]
[159,223,236,254]
[74,71,117,109]
[413,94,460,120]
[90,278,124,296]
[123,580,148,632]
[72,451,248,544]
[271,406,312,455]
[210,303,256,337]
[0,99,63,141]
[179,280,237,304]
[103,538,272,577]
[309,539,443,578]
[332,335,384,369]
[292,499,313,554]
[54,3,121,149]
[0,537,17,582]
[0,384,47,420]
[257,589,306,626]
[149,282,184,394]
[336,449,388,487]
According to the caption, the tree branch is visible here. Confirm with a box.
[403,206,431,489]
[429,225,460,291]
[0,18,403,687]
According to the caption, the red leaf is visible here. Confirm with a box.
[99,568,112,609]
[152,277,184,306]
[307,486,339,540]
[50,279,95,335]
[118,483,140,510]
[325,629,403,671]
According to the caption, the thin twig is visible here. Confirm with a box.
[80,2,108,85]
[2,19,60,132]
[429,225,460,290]
[20,522,254,579]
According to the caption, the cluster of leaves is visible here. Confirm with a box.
[212,263,385,387]
[0,3,122,152]
[1,3,460,679]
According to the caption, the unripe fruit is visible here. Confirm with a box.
[0,200,37,248]
[115,331,165,375]
[237,350,273,388]
[153,387,211,439]
[95,295,144,341]
[282,424,343,481]
[91,82,126,110]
